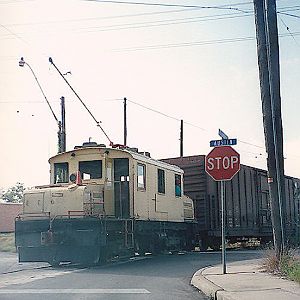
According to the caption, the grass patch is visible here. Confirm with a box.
[0,233,16,253]
[281,253,300,283]
[262,248,300,284]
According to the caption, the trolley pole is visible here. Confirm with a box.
[221,180,226,274]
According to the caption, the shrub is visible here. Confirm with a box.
[0,233,16,253]
[262,247,300,284]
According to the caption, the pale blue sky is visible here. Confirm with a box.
[0,0,299,188]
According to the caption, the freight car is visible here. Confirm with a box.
[162,155,300,250]
[15,143,194,265]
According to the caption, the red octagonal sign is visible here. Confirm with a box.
[205,146,240,181]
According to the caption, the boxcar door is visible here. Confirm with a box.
[258,172,272,234]
[114,158,130,218]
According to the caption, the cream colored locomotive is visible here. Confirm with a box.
[15,143,194,265]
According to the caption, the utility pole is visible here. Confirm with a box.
[124,97,127,146]
[180,119,183,157]
[254,0,286,256]
[57,96,66,154]
[60,96,66,152]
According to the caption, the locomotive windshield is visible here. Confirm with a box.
[79,160,102,180]
[54,162,69,183]
[137,164,146,190]
[158,169,165,194]
[175,174,182,197]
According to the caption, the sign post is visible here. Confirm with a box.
[205,144,240,274]
[221,180,226,274]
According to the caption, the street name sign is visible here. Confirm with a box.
[210,139,237,147]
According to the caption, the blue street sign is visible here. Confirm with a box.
[210,139,237,147]
[218,129,229,140]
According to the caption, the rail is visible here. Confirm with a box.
[48,211,107,229]
[16,212,51,221]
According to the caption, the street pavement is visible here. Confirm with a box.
[0,252,49,274]
[191,258,300,300]
[3,250,299,300]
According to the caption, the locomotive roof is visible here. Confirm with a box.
[49,146,184,173]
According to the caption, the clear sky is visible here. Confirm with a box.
[0,0,299,189]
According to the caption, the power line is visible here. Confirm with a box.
[0,23,49,58]
[112,32,300,52]
[2,8,200,27]
[1,31,298,58]
[279,12,300,19]
[278,6,300,13]
[0,6,298,40]
[0,23,32,48]
[126,98,265,150]
[278,15,300,47]
[127,98,181,122]
[0,100,57,103]
[1,5,298,28]
[0,98,120,104]
[78,12,251,33]
[0,13,252,41]
[85,0,252,13]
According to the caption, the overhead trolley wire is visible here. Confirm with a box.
[112,31,300,52]
[0,11,252,39]
[2,4,299,28]
[78,11,251,33]
[279,12,300,19]
[126,98,265,150]
[278,15,300,47]
[0,10,298,41]
[3,8,202,27]
[85,0,252,13]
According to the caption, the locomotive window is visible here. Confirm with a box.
[137,164,146,190]
[158,169,165,194]
[54,162,69,183]
[106,161,112,188]
[79,160,102,179]
[175,174,182,197]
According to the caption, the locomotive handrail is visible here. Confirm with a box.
[48,211,107,230]
[16,212,51,220]
[49,211,106,226]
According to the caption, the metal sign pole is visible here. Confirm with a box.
[221,180,226,274]
[206,132,239,275]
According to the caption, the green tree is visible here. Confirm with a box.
[2,183,24,203]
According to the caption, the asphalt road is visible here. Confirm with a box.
[0,250,262,300]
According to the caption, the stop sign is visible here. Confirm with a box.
[205,146,240,181]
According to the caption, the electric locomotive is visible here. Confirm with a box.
[15,142,195,265]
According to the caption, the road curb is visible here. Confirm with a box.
[191,266,224,300]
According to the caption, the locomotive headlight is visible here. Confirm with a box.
[70,173,76,183]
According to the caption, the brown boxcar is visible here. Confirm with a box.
[162,155,300,250]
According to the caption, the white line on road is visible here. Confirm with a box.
[0,269,80,289]
[0,289,151,294]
